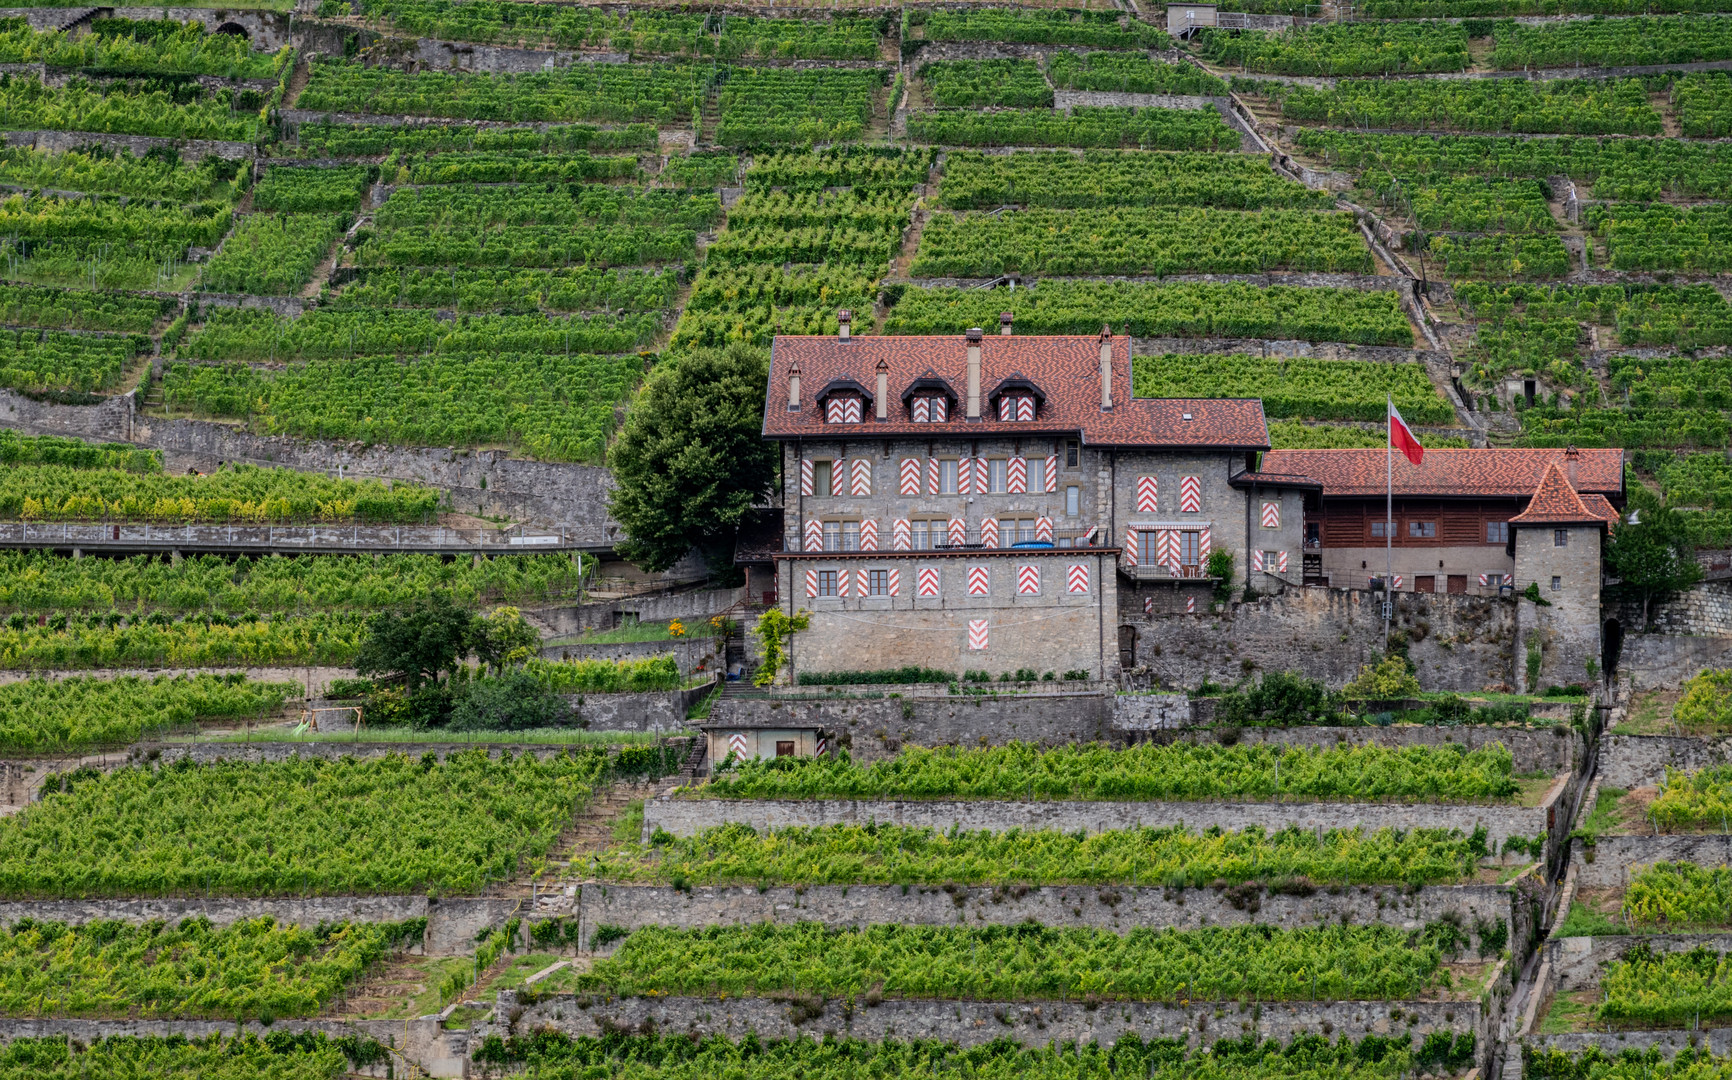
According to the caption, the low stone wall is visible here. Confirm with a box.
[1571,834,1732,890]
[565,681,714,733]
[710,693,1115,761]
[1546,932,1732,988]
[1054,90,1212,110]
[489,993,1484,1057]
[528,587,747,637]
[1620,632,1732,691]
[1528,1030,1732,1058]
[542,634,720,675]
[1596,734,1732,790]
[0,129,254,161]
[1175,724,1584,779]
[1617,580,1732,638]
[643,783,1570,856]
[0,665,348,697]
[1133,337,1445,365]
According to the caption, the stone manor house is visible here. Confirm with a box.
[755,323,1623,685]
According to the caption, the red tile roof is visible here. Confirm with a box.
[1508,463,1618,527]
[1259,448,1624,501]
[1580,494,1621,524]
[766,334,1270,450]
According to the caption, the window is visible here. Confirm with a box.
[1013,519,1035,544]
[776,741,795,757]
[1138,530,1160,566]
[1065,440,1080,468]
[939,459,959,495]
[1408,521,1436,538]
[868,569,891,596]
[817,570,838,597]
[911,520,932,550]
[1371,520,1390,538]
[989,458,1008,494]
[1551,575,1562,591]
[825,396,862,424]
[822,521,841,551]
[1028,462,1045,494]
[1555,529,1569,547]
[842,521,860,551]
[1179,531,1201,567]
[912,396,948,423]
[1263,551,1281,572]
[1484,573,1507,588]
[1065,485,1080,517]
[812,460,834,498]
[1487,521,1509,544]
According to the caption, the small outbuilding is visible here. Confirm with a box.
[697,719,827,769]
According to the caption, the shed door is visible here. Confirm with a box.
[775,741,795,757]
[1447,575,1467,594]
[1414,575,1436,593]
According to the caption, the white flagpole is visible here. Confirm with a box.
[1385,394,1393,654]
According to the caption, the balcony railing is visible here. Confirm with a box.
[814,526,1100,553]
[1125,562,1211,581]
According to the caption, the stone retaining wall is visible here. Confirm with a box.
[1618,580,1732,638]
[1596,734,1732,790]
[541,634,719,674]
[564,681,714,733]
[1132,338,1447,365]
[1,129,254,161]
[1619,633,1732,691]
[644,781,1573,858]
[1571,834,1732,889]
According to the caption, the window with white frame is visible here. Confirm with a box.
[1065,485,1080,517]
[939,459,959,495]
[989,459,1008,494]
[812,460,834,498]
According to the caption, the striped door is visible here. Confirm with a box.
[804,519,823,552]
[949,517,967,545]
[801,458,814,497]
[1136,476,1158,513]
[859,519,879,551]
[967,566,990,595]
[1007,457,1027,493]
[892,518,912,551]
[1036,517,1053,543]
[927,458,940,495]
[1017,565,1040,595]
[917,567,940,597]
[967,619,988,650]
[1045,456,1057,493]
[1067,564,1089,593]
[1179,476,1201,513]
[981,518,1000,548]
[1262,500,1280,529]
[886,568,900,596]
[851,459,871,496]
[899,458,920,495]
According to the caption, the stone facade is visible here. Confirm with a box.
[1514,523,1603,690]
[1618,579,1732,638]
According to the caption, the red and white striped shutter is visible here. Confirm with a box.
[1186,596,1196,613]
[1180,476,1201,513]
[927,458,940,495]
[856,569,869,597]
[917,567,940,597]
[816,735,827,756]
[913,398,930,423]
[1154,529,1174,568]
[851,459,871,496]
[948,517,967,545]
[1198,528,1212,562]
[1045,456,1057,493]
[981,518,1000,548]
[998,397,1013,421]
[887,569,900,596]
[933,397,947,422]
[1252,550,1264,573]
[859,518,878,551]
[844,398,862,424]
[967,566,990,595]
[892,518,911,551]
[1017,396,1034,422]
[957,457,972,495]
[1008,456,1027,494]
[729,732,749,760]
[825,398,843,424]
[804,519,823,552]
[968,619,988,650]
[836,569,850,598]
[1123,527,1138,564]
[1067,563,1089,594]
[1136,476,1157,514]
[1036,517,1053,543]
[1261,500,1280,529]
[801,458,814,497]
[805,568,818,597]
[1478,573,1488,587]
[899,458,920,495]
[1393,575,1403,589]
[1277,551,1289,573]
[1017,564,1039,595]
[973,458,989,495]
[1143,596,1154,614]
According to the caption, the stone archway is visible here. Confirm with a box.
[1602,618,1623,682]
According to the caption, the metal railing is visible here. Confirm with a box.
[1125,562,1211,580]
[0,521,580,551]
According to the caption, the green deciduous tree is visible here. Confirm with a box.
[353,592,474,691]
[608,344,779,573]
[1607,504,1702,628]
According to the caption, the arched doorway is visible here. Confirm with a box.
[214,21,249,38]
[1602,618,1623,683]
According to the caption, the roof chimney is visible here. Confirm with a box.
[966,328,983,420]
[875,358,888,421]
[999,311,1013,336]
[1098,325,1113,410]
[787,360,800,412]
[1564,444,1580,487]
[837,310,852,342]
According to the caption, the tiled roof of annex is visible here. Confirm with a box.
[1508,464,1620,527]
[765,333,1270,450]
[1258,448,1624,502]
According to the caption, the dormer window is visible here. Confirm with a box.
[998,395,1035,422]
[826,396,863,424]
[987,377,1044,423]
[912,395,948,423]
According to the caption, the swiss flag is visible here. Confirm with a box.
[1389,402,1424,466]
